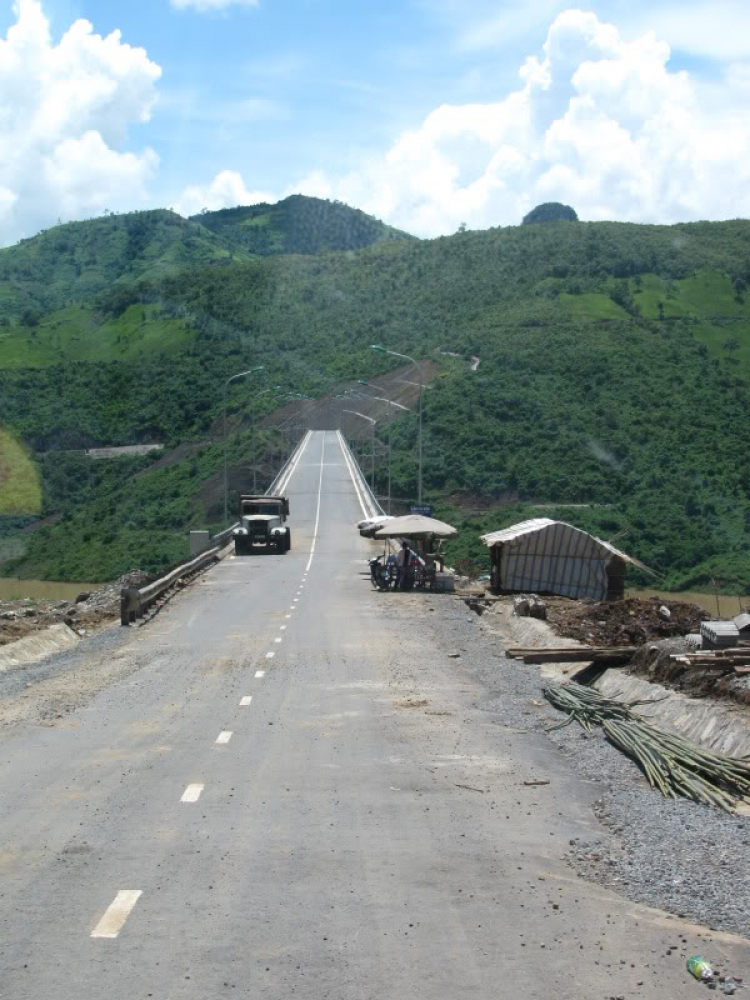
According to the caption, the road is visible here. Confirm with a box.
[0,430,746,999]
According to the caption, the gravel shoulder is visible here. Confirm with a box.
[388,589,750,942]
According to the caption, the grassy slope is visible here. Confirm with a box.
[1,214,749,586]
[0,429,42,515]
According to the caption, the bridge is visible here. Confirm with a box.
[0,431,742,997]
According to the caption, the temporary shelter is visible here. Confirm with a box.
[480,518,644,601]
[374,514,457,539]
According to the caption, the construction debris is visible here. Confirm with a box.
[506,645,636,664]
[545,597,708,647]
[544,682,750,812]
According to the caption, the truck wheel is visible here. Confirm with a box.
[285,529,291,551]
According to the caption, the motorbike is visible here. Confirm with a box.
[369,556,391,591]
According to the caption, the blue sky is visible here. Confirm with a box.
[1,1,749,242]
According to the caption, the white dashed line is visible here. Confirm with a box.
[240,696,253,706]
[266,651,275,659]
[280,625,287,631]
[255,670,265,679]
[91,890,142,939]
[285,614,291,619]
[274,637,282,644]
[181,783,204,803]
[215,731,233,745]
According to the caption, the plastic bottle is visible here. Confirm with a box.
[687,955,713,981]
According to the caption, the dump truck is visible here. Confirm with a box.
[233,495,291,555]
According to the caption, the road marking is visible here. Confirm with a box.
[275,430,313,494]
[305,433,326,572]
[255,670,265,678]
[266,651,275,659]
[240,696,253,706]
[280,625,287,631]
[181,783,204,803]
[336,430,370,519]
[285,614,291,619]
[215,731,233,744]
[91,890,142,939]
[274,637,282,643]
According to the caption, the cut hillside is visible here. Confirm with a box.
[191,195,413,257]
[0,214,749,586]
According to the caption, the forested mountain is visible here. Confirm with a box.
[191,194,413,256]
[0,201,749,589]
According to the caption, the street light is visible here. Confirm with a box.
[343,409,376,489]
[223,366,264,526]
[371,344,424,504]
[358,380,409,515]
[252,385,281,492]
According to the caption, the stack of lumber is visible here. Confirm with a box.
[670,647,750,675]
[506,645,636,665]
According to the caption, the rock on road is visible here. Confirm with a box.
[0,430,747,998]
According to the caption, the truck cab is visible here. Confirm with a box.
[233,495,291,555]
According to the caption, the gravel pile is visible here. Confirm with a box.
[406,594,750,939]
[0,572,149,647]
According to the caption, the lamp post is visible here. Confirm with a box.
[357,379,409,516]
[371,344,423,503]
[252,385,281,492]
[223,366,264,526]
[343,409,376,489]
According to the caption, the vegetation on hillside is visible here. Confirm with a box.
[192,194,412,257]
[523,202,579,224]
[0,199,748,589]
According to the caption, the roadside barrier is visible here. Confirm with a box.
[120,431,313,626]
[336,431,383,520]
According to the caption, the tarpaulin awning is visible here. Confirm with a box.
[374,514,457,539]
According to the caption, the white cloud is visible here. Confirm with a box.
[184,7,750,235]
[170,0,258,10]
[0,0,160,245]
[176,170,275,217]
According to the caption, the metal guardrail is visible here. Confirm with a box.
[120,431,312,626]
[337,432,384,519]
[120,545,221,625]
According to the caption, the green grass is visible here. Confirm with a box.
[0,429,42,514]
[0,304,194,368]
[561,292,629,321]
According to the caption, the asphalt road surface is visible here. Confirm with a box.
[1,431,747,999]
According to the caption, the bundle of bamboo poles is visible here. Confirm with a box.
[543,682,750,812]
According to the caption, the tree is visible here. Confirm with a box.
[522,202,578,225]
[723,335,740,358]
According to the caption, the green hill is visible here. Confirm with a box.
[0,209,239,322]
[1,211,749,588]
[191,194,413,257]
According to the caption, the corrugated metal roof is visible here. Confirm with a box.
[480,518,641,567]
[734,612,750,631]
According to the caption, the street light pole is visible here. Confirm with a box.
[343,409,376,489]
[223,366,264,526]
[371,345,423,504]
[358,380,400,515]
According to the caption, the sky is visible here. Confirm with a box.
[1,0,750,245]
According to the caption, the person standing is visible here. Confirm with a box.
[395,540,412,590]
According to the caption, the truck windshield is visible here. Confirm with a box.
[243,504,280,516]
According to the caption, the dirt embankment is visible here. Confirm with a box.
[627,639,750,708]
[545,596,708,647]
[0,572,148,647]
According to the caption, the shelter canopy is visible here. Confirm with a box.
[374,514,457,539]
